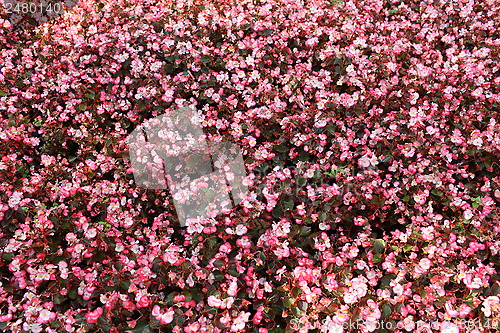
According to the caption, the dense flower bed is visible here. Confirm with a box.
[1,0,500,331]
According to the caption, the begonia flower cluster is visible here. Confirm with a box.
[0,0,499,332]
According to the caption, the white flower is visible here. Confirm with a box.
[248,136,257,147]
[343,292,356,304]
[358,155,371,168]
[393,284,404,295]
[235,224,248,235]
[115,243,125,252]
[123,216,134,228]
[8,191,23,208]
[470,137,483,147]
[85,228,97,238]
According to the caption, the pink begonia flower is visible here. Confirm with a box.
[152,305,161,317]
[343,292,357,304]
[162,246,181,265]
[358,155,371,168]
[419,258,432,270]
[464,209,474,220]
[393,284,404,295]
[456,304,472,318]
[482,296,500,317]
[414,258,432,277]
[464,274,483,289]
[159,310,175,325]
[84,228,97,238]
[235,224,248,235]
[444,301,459,318]
[0,314,12,322]
[231,312,251,332]
[219,314,231,325]
[350,277,368,298]
[236,236,252,249]
[207,295,222,308]
[413,191,429,206]
[399,316,416,332]
[365,299,381,322]
[323,317,344,333]
[227,280,238,296]
[136,296,150,308]
[37,310,56,324]
[85,307,103,324]
[218,242,232,253]
[185,322,201,333]
[174,295,186,303]
[332,313,350,325]
[426,125,437,135]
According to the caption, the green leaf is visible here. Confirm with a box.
[372,253,383,263]
[191,288,203,303]
[0,90,8,97]
[298,151,309,161]
[2,253,14,261]
[318,212,327,221]
[84,93,95,99]
[181,291,192,301]
[263,29,273,36]
[130,319,149,333]
[271,204,284,218]
[213,259,225,268]
[164,64,174,73]
[120,280,131,291]
[283,200,294,210]
[68,287,78,299]
[297,300,308,311]
[403,245,413,252]
[290,304,301,316]
[299,226,311,236]
[200,55,211,64]
[269,326,285,333]
[297,177,307,187]
[213,270,224,281]
[379,274,396,289]
[283,297,294,308]
[492,282,500,296]
[274,144,288,153]
[472,197,483,205]
[239,23,251,30]
[54,294,64,305]
[228,266,240,277]
[373,239,385,254]
[381,302,392,319]
[431,189,443,197]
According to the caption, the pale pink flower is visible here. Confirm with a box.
[37,310,55,324]
[482,296,500,317]
[207,295,222,307]
[160,310,175,324]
